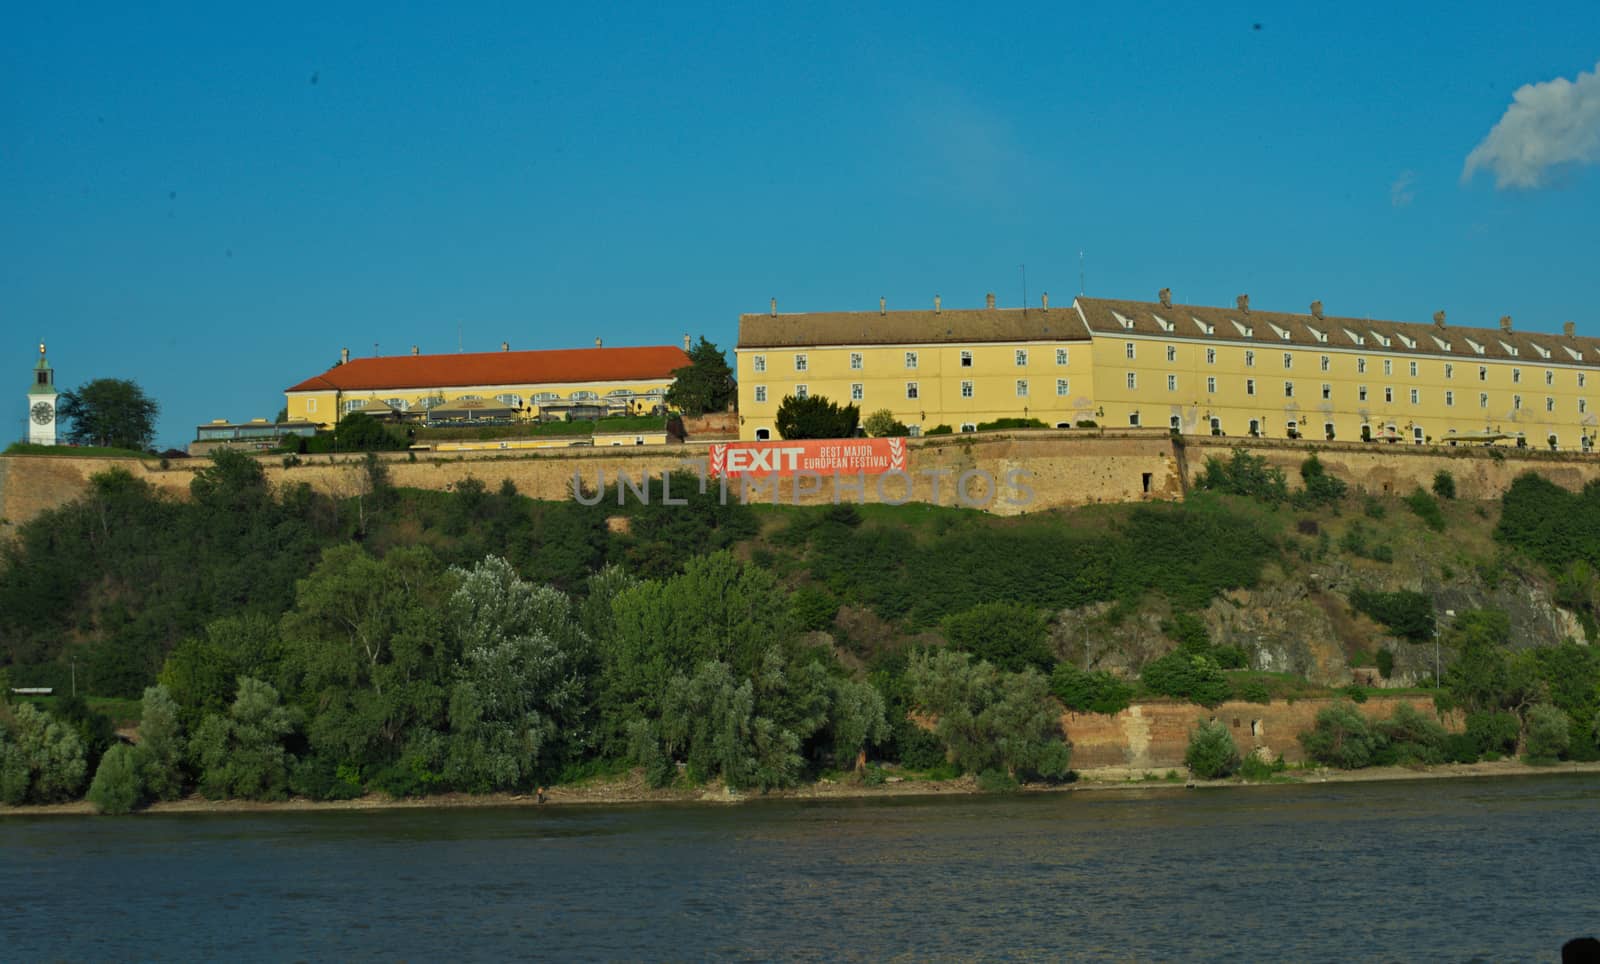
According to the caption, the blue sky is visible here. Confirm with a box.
[5,2,1599,448]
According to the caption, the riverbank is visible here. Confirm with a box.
[5,758,1599,818]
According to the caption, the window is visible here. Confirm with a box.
[1383,359,1392,375]
[753,385,767,403]
[1245,350,1255,367]
[1408,361,1418,377]
[1322,383,1332,400]
[850,383,863,401]
[1125,342,1136,360]
[1514,394,1522,410]
[1017,379,1030,397]
[755,427,771,440]
[1210,416,1222,434]
[1055,348,1068,365]
[1325,422,1336,440]
[1513,368,1522,383]
[1445,363,1454,379]
[1016,349,1029,366]
[753,354,767,373]
[906,382,919,400]
[1129,412,1141,427]
[1479,365,1487,381]
[1358,358,1367,374]
[1547,396,1555,412]
[905,351,918,369]
[1167,374,1177,391]
[961,423,977,433]
[1546,370,1554,386]
[1359,385,1368,402]
[850,352,863,370]
[1581,373,1588,389]
[1581,399,1589,414]
[960,350,972,368]
[1410,388,1420,404]
[1206,376,1217,393]
[307,398,318,413]
[1321,355,1331,372]
[1246,378,1257,396]
[1414,426,1425,445]
[1480,392,1489,409]
[794,353,808,372]
[1445,390,1454,407]
[795,384,809,399]
[1125,372,1137,390]
[342,399,364,415]
[1285,381,1295,398]
[1283,352,1293,370]
[1166,344,1177,362]
[1206,348,1216,365]
[1385,387,1394,403]
[1056,378,1069,396]
[961,380,973,398]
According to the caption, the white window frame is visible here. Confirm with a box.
[795,384,809,399]
[850,383,863,401]
[753,385,767,403]
[905,351,918,369]
[1055,348,1069,365]
[1125,372,1137,390]
[1246,378,1256,396]
[753,354,767,373]
[1016,349,1029,367]
[794,353,808,372]
[961,380,974,398]
[850,352,863,370]
[1017,379,1030,397]
[1056,378,1070,396]
[906,382,919,400]
[1167,374,1177,391]
[960,350,973,368]
[1206,376,1217,394]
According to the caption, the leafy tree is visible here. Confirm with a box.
[1464,710,1521,758]
[1294,454,1348,507]
[664,337,736,415]
[1349,589,1435,641]
[87,743,144,814]
[1049,664,1134,715]
[58,378,159,450]
[1432,470,1457,500]
[1193,449,1288,503]
[138,684,187,801]
[192,677,297,800]
[1185,719,1241,778]
[940,602,1054,674]
[0,703,88,804]
[862,409,909,437]
[1444,610,1541,716]
[331,412,406,451]
[823,678,889,771]
[1140,650,1231,706]
[1299,702,1377,769]
[159,614,284,731]
[789,586,840,632]
[1404,487,1446,531]
[1373,703,1448,765]
[775,394,859,440]
[907,649,1071,780]
[1524,704,1570,763]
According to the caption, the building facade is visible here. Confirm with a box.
[284,343,691,430]
[27,343,58,446]
[735,292,1600,451]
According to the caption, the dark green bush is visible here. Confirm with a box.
[940,602,1054,674]
[1239,753,1287,781]
[977,768,1021,792]
[1184,719,1241,779]
[1373,703,1447,765]
[1194,449,1288,504]
[1232,679,1271,703]
[1295,454,1348,507]
[1432,470,1457,500]
[975,417,1048,431]
[1375,647,1395,679]
[1524,704,1570,764]
[1049,664,1134,715]
[1350,589,1435,641]
[87,743,145,815]
[1404,487,1446,532]
[1299,702,1377,768]
[789,586,840,632]
[1141,651,1231,707]
[924,424,954,436]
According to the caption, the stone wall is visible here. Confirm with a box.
[1063,695,1458,772]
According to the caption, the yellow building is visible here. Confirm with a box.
[736,291,1600,452]
[284,341,691,430]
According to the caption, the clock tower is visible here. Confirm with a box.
[28,342,58,446]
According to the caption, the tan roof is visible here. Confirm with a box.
[737,306,1091,349]
[1074,296,1600,368]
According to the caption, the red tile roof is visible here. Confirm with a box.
[285,345,691,393]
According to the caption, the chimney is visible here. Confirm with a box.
[410,345,419,356]
[502,341,510,352]
[340,347,350,364]
[934,295,942,314]
[1310,300,1324,320]
[1433,310,1446,328]
[1041,292,1049,310]
[986,292,996,310]
[1236,294,1250,314]
[594,337,602,349]
[879,296,886,315]
[1564,321,1576,337]
[1499,315,1512,333]
[1158,287,1172,309]
[770,297,777,317]
[683,332,692,351]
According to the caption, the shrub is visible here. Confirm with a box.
[1185,720,1241,779]
[1375,648,1395,679]
[907,650,1072,779]
[1524,704,1570,764]
[776,394,859,440]
[977,769,1021,793]
[976,417,1049,431]
[1374,704,1447,765]
[1194,449,1289,504]
[1404,487,1446,532]
[924,424,954,436]
[138,685,187,801]
[1140,651,1231,707]
[1049,664,1134,715]
[1432,470,1457,500]
[1442,733,1480,764]
[87,744,145,815]
[0,703,88,805]
[1295,454,1348,507]
[192,677,297,801]
[941,602,1054,674]
[1350,589,1435,641]
[1233,679,1271,703]
[862,409,909,438]
[1239,753,1287,781]
[789,586,840,632]
[1370,544,1395,564]
[1299,702,1377,769]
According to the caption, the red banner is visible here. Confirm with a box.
[709,438,907,478]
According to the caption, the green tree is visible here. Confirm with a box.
[1299,702,1377,769]
[159,614,283,733]
[1295,454,1348,507]
[775,394,859,440]
[1193,449,1288,503]
[192,677,297,800]
[940,602,1054,674]
[138,684,187,801]
[1349,589,1435,641]
[1444,610,1541,716]
[907,649,1071,780]
[1374,703,1448,765]
[87,743,144,814]
[1524,704,1570,763]
[1432,470,1457,500]
[664,337,736,415]
[332,412,406,451]
[862,409,909,437]
[57,378,159,450]
[823,678,889,771]
[1185,719,1241,779]
[1140,650,1231,706]
[1049,664,1134,715]
[0,703,88,804]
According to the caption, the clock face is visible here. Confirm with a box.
[31,402,54,425]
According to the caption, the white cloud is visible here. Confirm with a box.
[1463,60,1600,189]
[1390,170,1416,207]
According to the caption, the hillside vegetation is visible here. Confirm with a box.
[2,448,1598,810]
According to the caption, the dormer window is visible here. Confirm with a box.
[1396,333,1416,349]
[1269,323,1290,341]
[1564,346,1584,362]
[1500,341,1519,357]
[1374,333,1391,348]
[1232,320,1254,338]
[1431,336,1452,352]
[1306,326,1327,343]
[1152,313,1175,333]
[1112,311,1136,330]
[1192,317,1215,336]
[1344,328,1365,346]
[1466,339,1486,356]
[1532,343,1550,359]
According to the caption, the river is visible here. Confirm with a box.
[3,774,1598,961]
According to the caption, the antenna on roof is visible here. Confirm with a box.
[1078,251,1085,297]
[373,342,379,357]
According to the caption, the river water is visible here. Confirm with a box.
[3,774,1597,962]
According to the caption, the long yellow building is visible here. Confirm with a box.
[735,291,1600,452]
